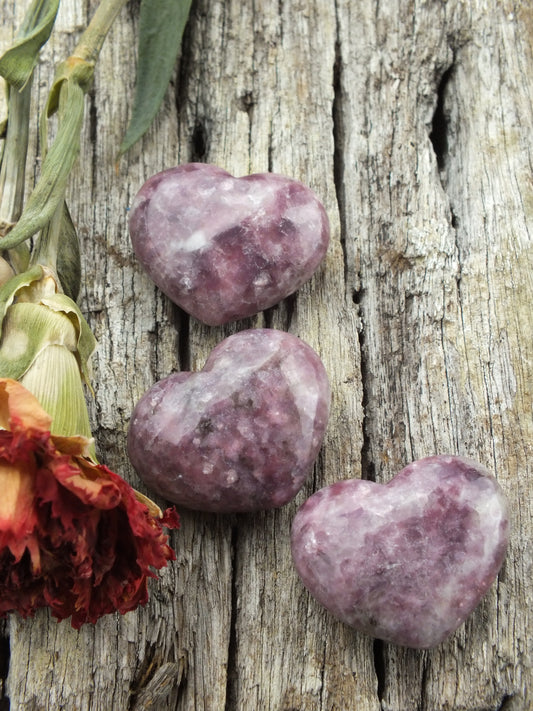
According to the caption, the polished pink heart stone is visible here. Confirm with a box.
[127,328,330,513]
[128,163,330,326]
[291,456,510,648]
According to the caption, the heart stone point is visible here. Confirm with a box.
[290,455,510,648]
[128,163,330,326]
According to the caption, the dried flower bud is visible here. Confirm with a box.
[0,265,95,442]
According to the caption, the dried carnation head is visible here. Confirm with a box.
[0,377,179,629]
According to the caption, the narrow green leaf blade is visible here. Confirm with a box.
[0,0,60,90]
[55,202,81,302]
[118,0,192,155]
[0,79,84,250]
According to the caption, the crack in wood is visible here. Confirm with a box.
[497,693,520,711]
[332,0,373,486]
[267,120,274,174]
[224,524,239,711]
[129,660,186,711]
[174,0,196,136]
[332,33,351,302]
[372,639,385,704]
[191,120,209,161]
[430,63,455,174]
[357,315,375,484]
[88,88,98,198]
[0,622,10,711]
[262,290,296,330]
[176,306,191,372]
[128,636,188,711]
[419,654,429,711]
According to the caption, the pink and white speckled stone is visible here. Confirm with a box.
[127,329,330,513]
[128,163,330,326]
[291,456,510,648]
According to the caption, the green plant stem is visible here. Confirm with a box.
[0,79,32,236]
[0,0,130,258]
[72,0,130,65]
[0,79,32,272]
[0,78,85,255]
[30,198,64,272]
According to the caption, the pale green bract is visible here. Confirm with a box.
[0,266,96,447]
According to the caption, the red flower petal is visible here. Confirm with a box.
[0,377,179,627]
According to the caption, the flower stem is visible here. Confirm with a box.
[0,82,33,271]
[0,0,130,258]
[0,78,32,272]
[72,0,130,66]
[0,80,31,234]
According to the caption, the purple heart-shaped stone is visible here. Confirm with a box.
[127,329,330,513]
[291,456,510,648]
[128,163,330,326]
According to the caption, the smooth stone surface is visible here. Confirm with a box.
[127,329,330,512]
[128,163,330,325]
[290,455,510,648]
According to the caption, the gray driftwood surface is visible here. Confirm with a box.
[1,0,532,709]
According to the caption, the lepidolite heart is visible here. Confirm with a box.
[291,456,510,648]
[128,163,330,326]
[127,329,330,513]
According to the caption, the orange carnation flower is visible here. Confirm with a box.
[0,377,179,629]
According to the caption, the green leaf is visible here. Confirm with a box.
[54,202,81,302]
[118,0,193,155]
[0,78,85,251]
[0,0,59,91]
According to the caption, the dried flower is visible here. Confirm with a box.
[0,265,96,445]
[0,0,185,630]
[0,377,179,628]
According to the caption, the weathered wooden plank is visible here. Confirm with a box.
[1,0,531,709]
[335,1,532,709]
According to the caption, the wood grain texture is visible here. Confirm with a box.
[1,0,531,709]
